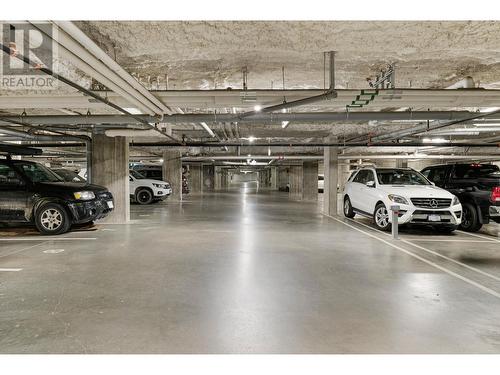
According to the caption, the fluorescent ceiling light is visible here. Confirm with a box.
[480,107,500,113]
[248,136,256,143]
[473,123,500,127]
[254,105,262,112]
[422,138,450,143]
[281,121,290,128]
[200,122,215,137]
[123,107,142,115]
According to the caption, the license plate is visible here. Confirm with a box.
[106,201,114,209]
[428,214,441,222]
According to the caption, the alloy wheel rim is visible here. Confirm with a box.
[40,209,63,231]
[375,207,389,227]
[138,191,151,203]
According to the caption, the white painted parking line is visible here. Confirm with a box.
[407,239,495,243]
[324,214,500,297]
[340,216,500,283]
[43,249,65,254]
[0,237,97,241]
[0,268,23,272]
[457,230,500,243]
[0,242,47,259]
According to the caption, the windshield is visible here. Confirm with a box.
[130,170,146,179]
[53,169,86,183]
[376,169,430,186]
[13,161,63,183]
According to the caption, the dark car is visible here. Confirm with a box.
[421,163,500,232]
[0,159,114,235]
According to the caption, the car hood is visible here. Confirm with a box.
[36,181,108,193]
[378,184,454,198]
[132,178,169,185]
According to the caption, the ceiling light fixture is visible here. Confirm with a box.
[248,136,256,143]
[422,137,450,143]
[254,105,262,112]
[281,121,290,129]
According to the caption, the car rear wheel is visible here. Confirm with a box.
[460,202,482,232]
[343,197,355,218]
[136,188,153,205]
[373,203,391,231]
[35,203,71,235]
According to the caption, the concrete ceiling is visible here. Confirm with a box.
[78,21,500,90]
[2,21,500,163]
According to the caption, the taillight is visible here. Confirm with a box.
[491,187,500,203]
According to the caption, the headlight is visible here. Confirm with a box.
[152,183,166,188]
[452,195,460,206]
[388,194,409,205]
[74,191,95,200]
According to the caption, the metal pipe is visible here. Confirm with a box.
[329,51,335,90]
[54,21,173,115]
[0,111,489,126]
[0,43,182,145]
[30,23,157,115]
[183,154,500,161]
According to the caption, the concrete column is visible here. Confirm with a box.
[214,166,222,191]
[339,161,351,193]
[324,137,339,216]
[289,165,303,200]
[270,167,278,190]
[162,150,182,201]
[189,165,202,194]
[303,161,318,201]
[91,134,129,223]
[203,165,215,191]
[221,170,228,189]
[278,167,288,191]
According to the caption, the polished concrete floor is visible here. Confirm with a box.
[1,182,500,353]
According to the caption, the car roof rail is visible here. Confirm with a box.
[0,144,43,159]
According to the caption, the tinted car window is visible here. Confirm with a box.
[376,169,429,185]
[452,164,500,179]
[0,164,24,188]
[353,170,369,184]
[14,162,62,183]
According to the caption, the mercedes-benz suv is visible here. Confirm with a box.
[343,167,462,232]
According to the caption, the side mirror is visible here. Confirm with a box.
[366,181,375,188]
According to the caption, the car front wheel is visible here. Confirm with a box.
[136,188,153,205]
[35,203,71,235]
[373,203,391,231]
[343,197,355,218]
[460,202,482,232]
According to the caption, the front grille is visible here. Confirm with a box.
[97,191,113,200]
[410,198,451,209]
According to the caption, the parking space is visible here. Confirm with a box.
[2,190,500,353]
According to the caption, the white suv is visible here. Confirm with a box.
[343,167,462,232]
[129,170,172,205]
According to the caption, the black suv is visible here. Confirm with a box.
[0,159,114,235]
[421,163,500,232]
